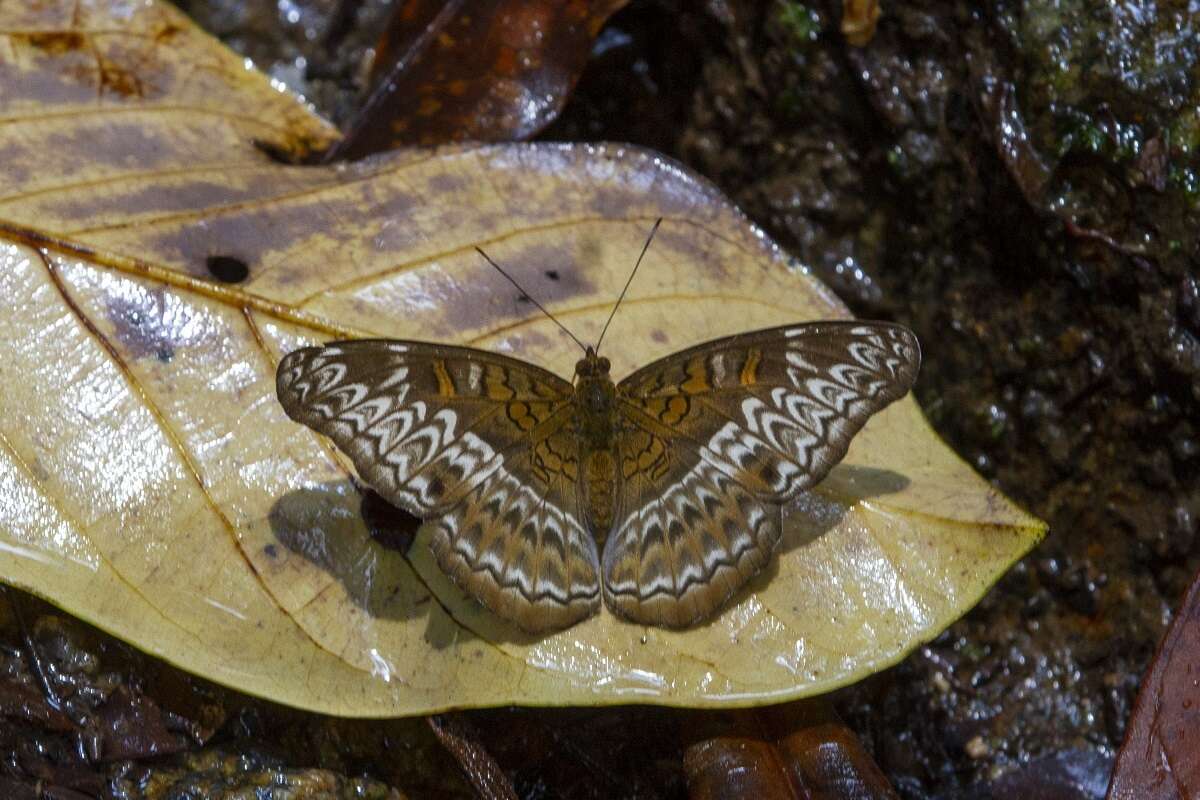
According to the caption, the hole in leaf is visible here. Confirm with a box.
[206,255,249,284]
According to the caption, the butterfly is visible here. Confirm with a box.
[275,225,920,633]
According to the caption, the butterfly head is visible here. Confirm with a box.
[574,347,616,428]
[574,346,611,379]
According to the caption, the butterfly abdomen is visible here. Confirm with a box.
[581,448,618,547]
[572,357,622,547]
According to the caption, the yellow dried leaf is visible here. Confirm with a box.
[0,0,1044,715]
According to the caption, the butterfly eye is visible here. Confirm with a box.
[598,357,611,373]
[575,359,592,376]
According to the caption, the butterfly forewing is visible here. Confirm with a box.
[276,340,601,632]
[605,322,920,627]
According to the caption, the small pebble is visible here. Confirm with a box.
[965,736,991,759]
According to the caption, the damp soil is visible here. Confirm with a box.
[8,0,1196,797]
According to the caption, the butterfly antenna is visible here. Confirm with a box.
[595,218,661,354]
[475,246,588,354]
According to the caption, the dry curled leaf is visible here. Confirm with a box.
[1108,566,1200,800]
[332,0,629,158]
[0,0,1045,715]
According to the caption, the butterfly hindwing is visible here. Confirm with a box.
[605,321,920,626]
[276,340,600,632]
[604,424,784,627]
[428,419,601,631]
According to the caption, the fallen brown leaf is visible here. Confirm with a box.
[1107,565,1200,800]
[331,0,630,158]
[429,714,519,800]
[684,699,897,800]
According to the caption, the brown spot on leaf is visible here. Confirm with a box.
[46,179,270,221]
[144,196,368,279]
[0,51,98,105]
[407,243,595,338]
[105,285,217,361]
[655,225,729,279]
[427,172,468,196]
[20,32,86,55]
[45,123,174,172]
[0,143,31,184]
[206,255,249,284]
[154,24,182,44]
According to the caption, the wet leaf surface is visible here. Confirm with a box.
[331,0,630,158]
[0,678,75,732]
[0,0,1044,716]
[1107,566,1200,800]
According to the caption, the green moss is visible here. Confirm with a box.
[776,1,821,45]
[1168,165,1200,206]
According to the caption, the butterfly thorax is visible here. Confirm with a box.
[573,349,617,447]
[573,348,620,544]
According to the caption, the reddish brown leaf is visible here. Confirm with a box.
[429,713,518,800]
[686,738,798,799]
[330,0,629,158]
[1108,566,1200,800]
[684,700,898,800]
[96,686,191,762]
[0,679,75,733]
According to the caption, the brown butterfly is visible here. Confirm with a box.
[276,223,920,633]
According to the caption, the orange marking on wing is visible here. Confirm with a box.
[433,359,456,397]
[740,348,762,386]
[665,395,689,423]
[509,401,536,431]
[681,357,710,394]
[484,365,516,400]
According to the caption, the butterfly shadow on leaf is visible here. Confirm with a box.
[736,463,911,600]
[268,480,552,647]
[787,462,912,560]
